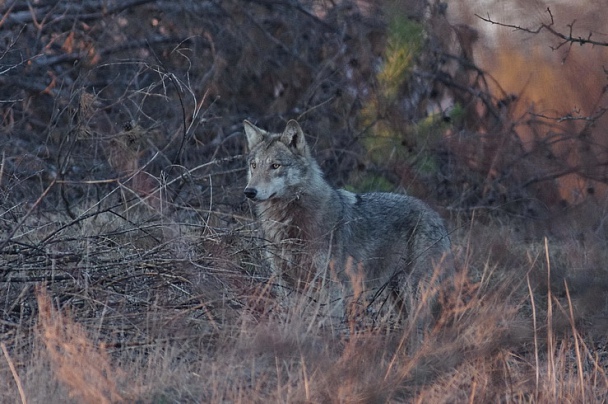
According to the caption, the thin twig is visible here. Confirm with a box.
[0,178,57,254]
[476,8,608,50]
[527,273,540,399]
[544,237,556,402]
[1,342,28,404]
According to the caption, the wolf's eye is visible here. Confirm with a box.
[250,162,256,169]
[271,163,281,169]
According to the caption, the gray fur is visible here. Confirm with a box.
[244,119,453,320]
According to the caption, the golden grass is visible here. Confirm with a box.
[36,287,124,404]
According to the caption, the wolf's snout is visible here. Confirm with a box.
[244,188,257,199]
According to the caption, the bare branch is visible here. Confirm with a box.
[530,106,608,123]
[476,7,608,49]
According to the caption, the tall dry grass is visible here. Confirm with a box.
[37,288,124,404]
[1,211,606,403]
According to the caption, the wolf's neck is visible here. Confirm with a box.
[258,173,338,240]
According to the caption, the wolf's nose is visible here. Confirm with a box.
[244,188,257,199]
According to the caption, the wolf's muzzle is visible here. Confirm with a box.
[244,188,257,199]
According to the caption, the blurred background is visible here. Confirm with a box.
[2,0,608,237]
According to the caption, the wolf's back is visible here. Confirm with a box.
[339,191,452,283]
[346,191,449,248]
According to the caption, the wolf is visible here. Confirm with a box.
[243,119,452,323]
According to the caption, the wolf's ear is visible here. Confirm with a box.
[281,120,309,156]
[243,120,265,150]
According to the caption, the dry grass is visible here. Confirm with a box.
[37,288,124,404]
[1,208,607,403]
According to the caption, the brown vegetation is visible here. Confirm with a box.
[1,0,607,402]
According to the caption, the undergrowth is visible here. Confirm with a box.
[1,206,607,403]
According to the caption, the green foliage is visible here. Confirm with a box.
[360,112,446,182]
[358,15,429,188]
[409,115,445,174]
[377,16,424,102]
[361,126,407,165]
[448,103,466,127]
[345,173,395,193]
[415,113,448,142]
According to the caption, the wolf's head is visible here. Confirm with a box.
[243,120,314,202]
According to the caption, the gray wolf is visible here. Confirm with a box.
[244,119,452,322]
